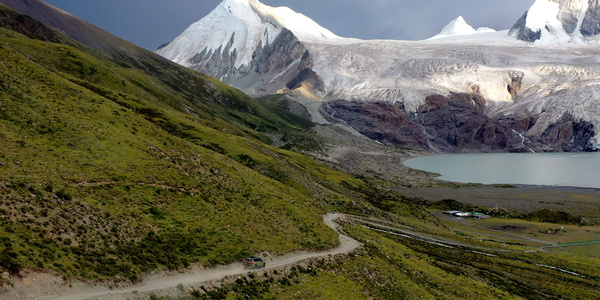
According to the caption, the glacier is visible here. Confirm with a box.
[157,0,600,148]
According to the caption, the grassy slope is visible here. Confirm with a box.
[0,12,369,280]
[340,225,600,299]
[198,221,600,300]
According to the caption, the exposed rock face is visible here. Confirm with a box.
[581,0,600,36]
[186,28,324,96]
[508,12,542,43]
[507,72,524,99]
[155,0,336,98]
[413,93,519,152]
[323,101,429,150]
[156,42,170,51]
[540,115,595,151]
[252,29,305,75]
[323,94,595,153]
[558,0,587,34]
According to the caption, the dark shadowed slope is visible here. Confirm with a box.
[0,0,138,54]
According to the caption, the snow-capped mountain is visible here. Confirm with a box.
[158,0,600,151]
[158,0,337,68]
[439,16,476,35]
[157,0,338,98]
[431,16,496,39]
[510,0,600,43]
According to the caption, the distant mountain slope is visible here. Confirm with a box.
[157,0,599,152]
[158,0,338,69]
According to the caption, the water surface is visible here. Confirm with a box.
[404,153,600,188]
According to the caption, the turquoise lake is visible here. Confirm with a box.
[404,152,600,188]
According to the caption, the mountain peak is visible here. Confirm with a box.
[219,0,338,39]
[157,0,338,68]
[220,0,279,27]
[433,16,476,37]
[510,0,600,43]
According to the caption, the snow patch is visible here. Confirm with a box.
[476,27,496,33]
[525,0,578,44]
[525,0,561,31]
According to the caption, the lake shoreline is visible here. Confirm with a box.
[404,152,600,189]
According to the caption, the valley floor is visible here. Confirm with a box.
[399,185,600,220]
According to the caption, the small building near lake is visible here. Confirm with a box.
[443,211,463,216]
[443,211,490,220]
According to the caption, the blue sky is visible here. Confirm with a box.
[45,0,535,50]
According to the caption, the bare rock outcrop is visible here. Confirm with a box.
[322,93,595,153]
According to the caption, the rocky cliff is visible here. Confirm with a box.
[186,28,324,97]
[324,93,595,153]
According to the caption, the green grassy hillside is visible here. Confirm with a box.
[0,5,373,280]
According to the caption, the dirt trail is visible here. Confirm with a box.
[29,213,360,300]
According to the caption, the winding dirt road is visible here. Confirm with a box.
[34,213,361,300]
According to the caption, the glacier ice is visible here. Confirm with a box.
[157,0,600,145]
